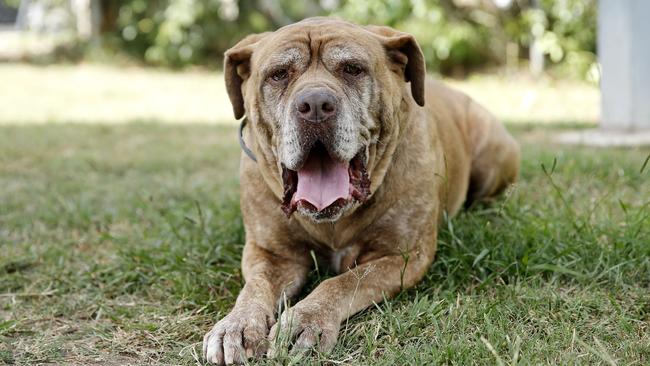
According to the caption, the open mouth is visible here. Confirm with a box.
[281,142,370,219]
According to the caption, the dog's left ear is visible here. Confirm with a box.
[224,32,270,119]
[365,26,426,106]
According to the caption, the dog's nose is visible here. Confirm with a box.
[295,89,338,122]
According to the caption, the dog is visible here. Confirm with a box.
[203,17,519,365]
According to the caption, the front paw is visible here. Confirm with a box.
[203,303,273,365]
[267,302,340,357]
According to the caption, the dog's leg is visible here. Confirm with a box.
[464,100,520,207]
[267,237,436,356]
[203,242,310,365]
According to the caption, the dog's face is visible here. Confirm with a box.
[225,18,425,222]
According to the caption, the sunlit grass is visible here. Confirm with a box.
[0,63,599,125]
[0,64,232,124]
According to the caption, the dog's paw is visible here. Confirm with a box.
[267,302,340,358]
[203,303,273,365]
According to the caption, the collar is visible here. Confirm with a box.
[238,117,257,163]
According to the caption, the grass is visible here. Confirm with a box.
[0,64,231,125]
[0,63,599,125]
[1,64,648,365]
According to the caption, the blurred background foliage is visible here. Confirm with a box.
[4,0,597,80]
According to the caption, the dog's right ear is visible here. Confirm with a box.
[224,33,270,119]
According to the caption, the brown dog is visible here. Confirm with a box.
[203,17,519,364]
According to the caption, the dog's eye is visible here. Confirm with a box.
[270,69,289,82]
[343,63,363,76]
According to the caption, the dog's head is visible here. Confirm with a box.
[225,18,425,222]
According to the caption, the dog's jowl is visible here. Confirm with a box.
[203,17,520,365]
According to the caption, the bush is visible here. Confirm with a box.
[106,0,597,78]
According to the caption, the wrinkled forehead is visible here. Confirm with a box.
[252,20,382,69]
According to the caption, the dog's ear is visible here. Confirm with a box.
[224,32,270,119]
[365,26,426,106]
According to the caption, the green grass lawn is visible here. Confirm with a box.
[0,65,648,365]
[1,122,648,365]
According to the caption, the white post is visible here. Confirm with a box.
[559,0,650,146]
[529,0,545,77]
[71,0,101,40]
[599,0,650,131]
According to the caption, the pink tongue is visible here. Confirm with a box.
[295,150,350,211]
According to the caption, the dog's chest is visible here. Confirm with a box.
[329,245,362,274]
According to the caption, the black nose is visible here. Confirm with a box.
[295,89,338,122]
